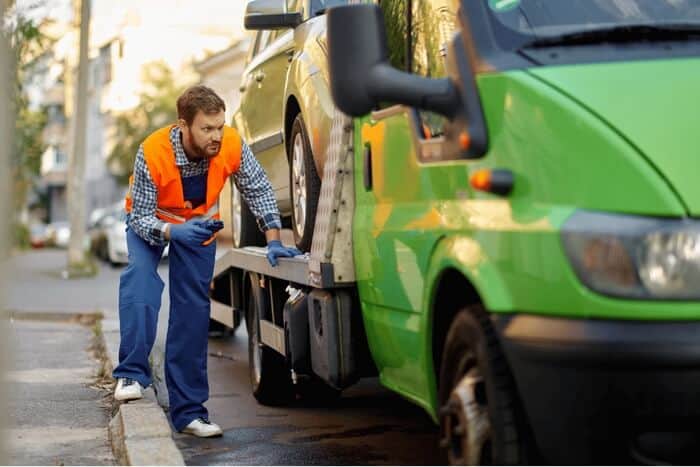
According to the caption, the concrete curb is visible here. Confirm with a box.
[6,309,103,323]
[109,398,184,465]
[101,311,185,466]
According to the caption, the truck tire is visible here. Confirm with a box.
[288,114,321,252]
[231,181,265,248]
[438,305,531,465]
[247,275,295,405]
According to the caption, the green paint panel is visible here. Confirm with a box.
[529,58,700,215]
[351,62,700,420]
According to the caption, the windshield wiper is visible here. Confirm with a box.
[523,23,700,48]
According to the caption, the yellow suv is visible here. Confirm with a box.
[233,0,348,251]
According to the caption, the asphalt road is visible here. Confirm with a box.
[174,327,444,465]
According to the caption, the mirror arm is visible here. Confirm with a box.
[450,36,489,157]
[369,64,460,118]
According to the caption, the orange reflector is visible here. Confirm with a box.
[470,169,492,191]
[459,131,471,150]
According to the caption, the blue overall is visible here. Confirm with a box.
[113,173,216,431]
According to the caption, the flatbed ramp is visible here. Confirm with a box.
[213,247,312,286]
[210,111,355,326]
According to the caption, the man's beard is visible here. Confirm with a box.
[191,140,220,160]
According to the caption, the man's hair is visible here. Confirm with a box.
[177,85,226,126]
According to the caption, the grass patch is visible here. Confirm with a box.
[87,317,115,413]
[63,259,99,279]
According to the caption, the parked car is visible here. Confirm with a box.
[46,221,71,249]
[28,222,49,248]
[233,0,348,251]
[89,204,168,266]
[89,205,127,265]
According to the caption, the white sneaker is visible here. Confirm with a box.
[181,418,223,438]
[114,377,144,401]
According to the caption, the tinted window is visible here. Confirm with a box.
[412,0,460,138]
[310,0,349,16]
[485,0,700,49]
[252,30,272,58]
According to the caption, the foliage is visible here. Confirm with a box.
[13,222,30,250]
[380,0,409,72]
[13,102,47,212]
[108,61,193,185]
[3,5,52,213]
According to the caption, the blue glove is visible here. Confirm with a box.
[202,219,224,233]
[169,220,212,246]
[266,240,302,267]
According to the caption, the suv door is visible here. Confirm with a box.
[236,30,270,150]
[237,29,295,213]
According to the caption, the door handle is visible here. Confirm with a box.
[286,49,294,63]
[363,145,373,191]
[254,71,266,82]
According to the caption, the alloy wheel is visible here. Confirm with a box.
[441,367,492,465]
[291,132,307,239]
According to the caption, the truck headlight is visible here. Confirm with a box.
[562,211,700,300]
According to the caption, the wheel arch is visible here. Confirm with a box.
[424,235,515,415]
[284,95,302,161]
[429,268,482,409]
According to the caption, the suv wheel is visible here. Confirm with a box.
[289,114,321,252]
[231,182,265,248]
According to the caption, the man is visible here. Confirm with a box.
[112,85,300,437]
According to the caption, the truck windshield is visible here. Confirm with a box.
[484,0,700,50]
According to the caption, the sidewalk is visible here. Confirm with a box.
[6,318,114,465]
[3,248,184,465]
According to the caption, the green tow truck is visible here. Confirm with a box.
[211,0,700,463]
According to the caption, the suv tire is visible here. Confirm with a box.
[231,181,266,248]
[289,114,321,252]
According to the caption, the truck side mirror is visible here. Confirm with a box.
[327,4,489,158]
[244,0,302,30]
[327,4,459,119]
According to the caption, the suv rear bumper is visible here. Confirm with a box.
[493,314,700,464]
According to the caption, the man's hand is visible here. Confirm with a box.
[266,240,302,267]
[168,220,212,246]
[202,219,224,233]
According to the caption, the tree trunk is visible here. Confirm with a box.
[67,0,90,268]
[0,0,13,461]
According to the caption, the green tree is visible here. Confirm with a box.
[380,0,410,72]
[3,4,52,245]
[108,61,193,185]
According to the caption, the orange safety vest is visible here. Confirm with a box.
[125,125,242,225]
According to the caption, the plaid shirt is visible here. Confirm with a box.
[128,126,281,246]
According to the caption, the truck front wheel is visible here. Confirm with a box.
[438,306,531,465]
[247,277,295,405]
